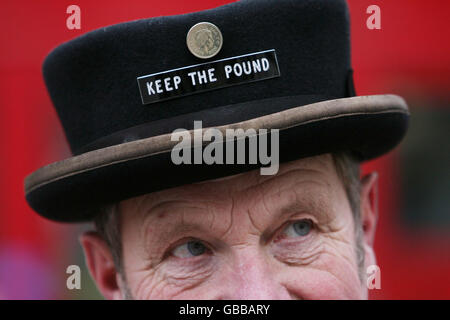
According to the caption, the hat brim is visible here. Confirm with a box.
[25,94,409,222]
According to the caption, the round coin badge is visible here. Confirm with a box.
[186,22,223,59]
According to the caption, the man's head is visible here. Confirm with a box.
[24,0,408,300]
[80,152,378,299]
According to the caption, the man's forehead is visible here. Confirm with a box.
[117,153,349,248]
[120,154,338,215]
[120,154,348,249]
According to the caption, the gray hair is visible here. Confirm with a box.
[93,203,123,273]
[332,152,365,280]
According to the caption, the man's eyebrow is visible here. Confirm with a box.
[263,179,336,223]
[140,200,216,243]
[280,194,333,219]
[257,186,336,242]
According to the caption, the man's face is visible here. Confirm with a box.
[82,153,378,299]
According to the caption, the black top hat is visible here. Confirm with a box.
[25,0,409,222]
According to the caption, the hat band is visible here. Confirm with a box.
[74,94,332,155]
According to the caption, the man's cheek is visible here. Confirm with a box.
[282,268,359,299]
[124,269,166,299]
[320,232,364,287]
[294,251,362,299]
[128,265,214,299]
[277,241,363,299]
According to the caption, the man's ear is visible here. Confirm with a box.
[360,172,379,267]
[79,231,124,300]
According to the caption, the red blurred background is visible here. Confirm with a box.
[0,0,449,299]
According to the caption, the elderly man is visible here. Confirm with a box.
[24,0,409,300]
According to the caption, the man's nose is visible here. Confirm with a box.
[216,248,293,300]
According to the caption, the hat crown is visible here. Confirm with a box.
[43,0,352,154]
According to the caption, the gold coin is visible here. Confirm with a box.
[186,22,223,59]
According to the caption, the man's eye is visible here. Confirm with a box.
[172,240,207,258]
[282,219,313,238]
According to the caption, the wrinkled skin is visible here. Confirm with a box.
[81,154,378,299]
